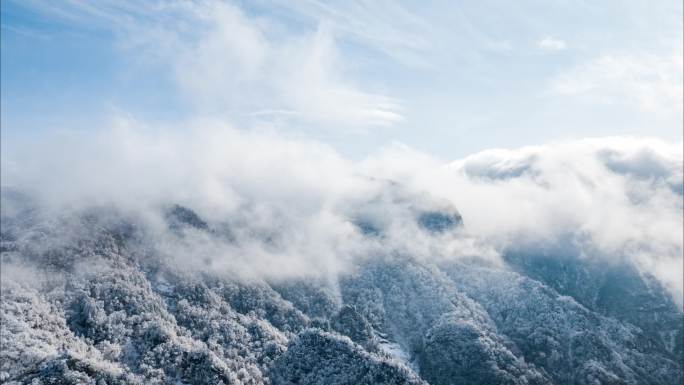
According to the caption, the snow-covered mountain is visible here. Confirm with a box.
[2,137,683,384]
[1,188,681,385]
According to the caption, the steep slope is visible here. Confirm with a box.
[443,262,683,385]
[505,249,683,362]
[1,201,682,385]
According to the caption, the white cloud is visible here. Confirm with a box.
[444,138,683,301]
[537,36,567,51]
[551,49,683,114]
[2,123,682,302]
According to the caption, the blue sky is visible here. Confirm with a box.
[1,0,682,159]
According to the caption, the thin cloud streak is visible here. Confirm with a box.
[537,36,567,50]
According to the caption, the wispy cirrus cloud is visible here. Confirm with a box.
[266,0,435,68]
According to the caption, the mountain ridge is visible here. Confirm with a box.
[1,200,682,385]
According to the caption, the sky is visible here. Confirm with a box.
[1,0,682,159]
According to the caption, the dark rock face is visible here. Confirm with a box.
[352,219,383,237]
[417,211,462,233]
[165,204,209,231]
[1,204,682,385]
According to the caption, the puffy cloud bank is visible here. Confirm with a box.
[1,124,682,303]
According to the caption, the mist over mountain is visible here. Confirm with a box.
[1,132,682,384]
[2,0,682,383]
